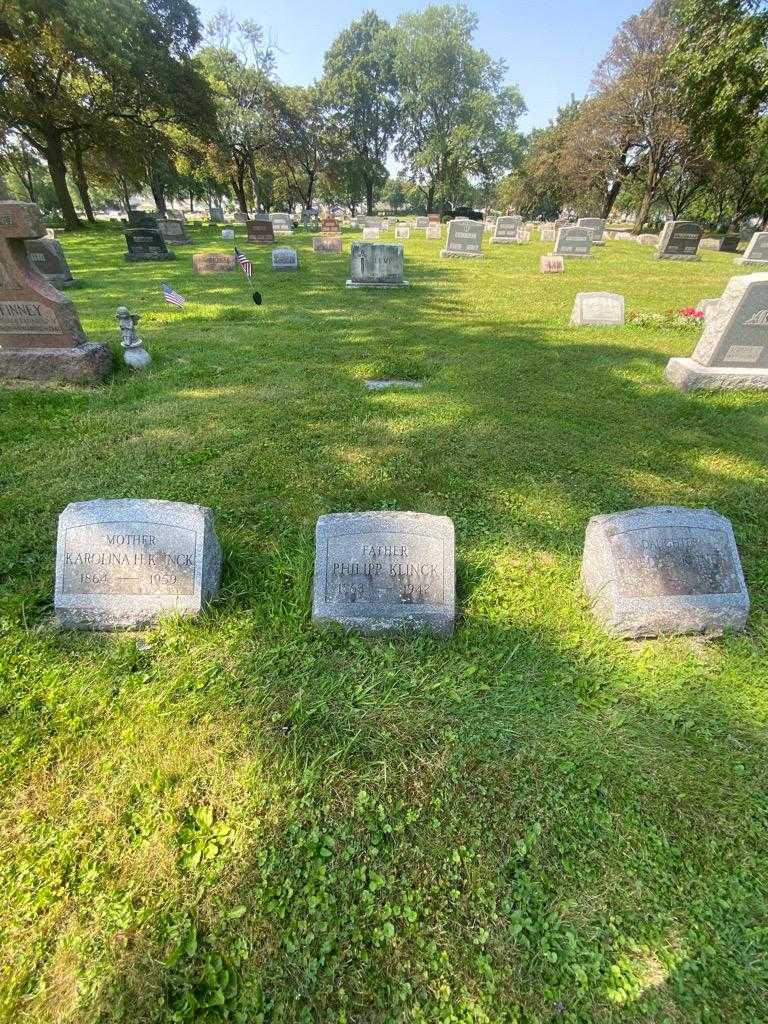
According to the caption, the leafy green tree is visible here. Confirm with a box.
[393,4,525,213]
[322,11,398,214]
[267,85,332,209]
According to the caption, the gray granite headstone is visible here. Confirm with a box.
[491,216,522,244]
[158,218,192,245]
[570,291,624,326]
[553,226,592,258]
[581,506,749,637]
[210,207,225,223]
[24,238,75,287]
[577,217,606,244]
[270,212,294,235]
[272,247,298,271]
[656,221,702,260]
[737,231,768,265]
[416,216,429,229]
[441,220,484,258]
[426,222,441,240]
[123,229,175,262]
[719,234,740,253]
[666,272,768,390]
[312,511,455,636]
[347,242,408,287]
[54,498,222,630]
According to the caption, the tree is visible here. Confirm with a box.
[0,0,214,229]
[267,85,332,209]
[393,4,525,213]
[322,11,398,214]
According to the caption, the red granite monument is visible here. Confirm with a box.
[0,201,112,383]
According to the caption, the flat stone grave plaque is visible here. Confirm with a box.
[571,291,624,326]
[210,207,225,223]
[270,213,294,234]
[192,252,236,273]
[313,235,342,253]
[441,220,484,258]
[24,238,75,288]
[426,223,441,240]
[656,220,702,260]
[302,210,320,229]
[312,511,455,636]
[347,242,408,288]
[127,211,158,228]
[364,378,423,391]
[158,218,192,245]
[553,226,592,258]
[272,247,298,271]
[666,272,768,390]
[540,255,564,273]
[395,224,410,239]
[737,231,768,265]
[124,229,175,262]
[55,498,222,630]
[581,505,749,637]
[247,219,275,244]
[0,200,112,383]
[491,216,522,244]
[577,217,606,244]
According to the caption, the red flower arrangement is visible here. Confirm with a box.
[678,307,705,319]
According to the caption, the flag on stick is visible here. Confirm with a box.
[235,246,252,278]
[162,283,186,307]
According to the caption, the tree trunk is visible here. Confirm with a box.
[72,132,96,224]
[43,130,82,230]
[189,191,194,213]
[426,182,435,214]
[231,170,248,213]
[632,187,655,233]
[119,176,132,214]
[365,177,374,215]
[149,172,167,215]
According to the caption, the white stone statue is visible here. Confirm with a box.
[116,306,151,369]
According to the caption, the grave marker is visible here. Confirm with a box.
[247,219,275,244]
[395,224,410,239]
[158,218,192,246]
[426,222,442,240]
[362,227,380,241]
[441,220,484,258]
[656,220,702,260]
[192,252,236,273]
[491,216,522,244]
[127,211,158,228]
[540,255,564,273]
[312,511,455,636]
[313,235,342,253]
[570,291,624,326]
[737,231,768,265]
[123,228,176,262]
[210,207,225,223]
[272,247,298,271]
[54,498,222,630]
[270,212,294,235]
[581,506,749,637]
[666,272,768,390]
[553,226,592,258]
[347,242,408,288]
[24,238,75,288]
[577,217,606,244]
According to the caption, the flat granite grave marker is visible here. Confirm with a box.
[347,242,408,288]
[581,505,749,638]
[24,238,75,288]
[540,255,564,273]
[54,498,222,630]
[247,219,275,244]
[124,228,175,262]
[192,252,236,273]
[0,200,112,383]
[666,272,768,390]
[441,220,484,258]
[158,218,192,246]
[577,217,606,244]
[570,291,624,326]
[553,226,592,258]
[656,220,702,260]
[272,247,298,271]
[312,511,455,636]
[737,231,768,265]
[491,215,522,244]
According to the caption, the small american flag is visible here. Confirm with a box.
[234,246,252,278]
[162,283,186,307]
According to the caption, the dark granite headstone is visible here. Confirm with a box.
[127,211,158,229]
[123,229,176,262]
[24,238,75,288]
[247,219,275,244]
[656,220,702,260]
[158,218,192,246]
[719,234,740,253]
[553,226,592,258]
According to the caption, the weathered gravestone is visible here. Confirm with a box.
[636,233,659,245]
[247,218,275,244]
[124,228,175,262]
[54,498,222,630]
[441,220,484,258]
[737,231,768,265]
[540,255,564,273]
[491,216,522,244]
[192,252,236,273]
[426,222,442,240]
[614,231,634,241]
[416,216,429,229]
[365,216,383,229]
[312,511,455,637]
[347,242,408,288]
[0,201,112,383]
[127,211,158,228]
[362,227,380,241]
[699,238,722,251]
[665,272,768,391]
[301,209,320,230]
[313,235,342,253]
[656,220,702,260]
[719,234,741,253]
[581,505,749,638]
[233,211,248,225]
[395,224,410,240]
[221,228,235,241]
[322,216,340,235]
[570,291,624,326]
[272,247,298,271]
[24,238,75,288]
[210,207,225,223]
[553,226,592,258]
[270,212,294,235]
[539,225,556,242]
[577,217,606,245]
[158,218,192,246]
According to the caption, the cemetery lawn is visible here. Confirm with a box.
[3,225,768,1024]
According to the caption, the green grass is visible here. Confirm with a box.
[1,223,767,1024]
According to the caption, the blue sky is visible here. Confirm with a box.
[195,0,645,132]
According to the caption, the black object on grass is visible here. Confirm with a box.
[253,290,262,305]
